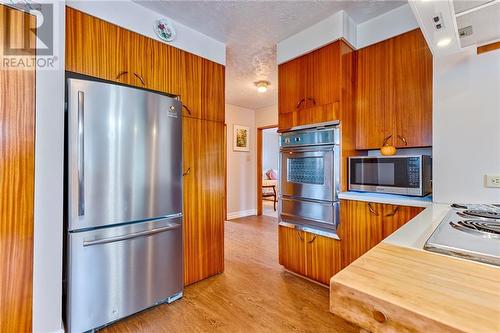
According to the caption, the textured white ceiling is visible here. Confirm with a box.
[137,1,406,109]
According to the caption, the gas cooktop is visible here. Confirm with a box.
[424,204,500,266]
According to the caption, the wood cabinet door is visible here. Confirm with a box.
[305,41,341,109]
[305,232,342,285]
[0,5,36,332]
[278,226,307,276]
[339,200,384,267]
[382,204,424,238]
[66,7,129,83]
[355,39,394,150]
[278,56,305,115]
[201,58,225,122]
[183,117,225,285]
[393,29,432,148]
[180,51,202,118]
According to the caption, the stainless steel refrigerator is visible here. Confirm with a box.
[65,76,183,333]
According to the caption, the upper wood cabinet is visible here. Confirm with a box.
[339,199,424,267]
[183,117,225,285]
[278,40,352,131]
[355,29,432,149]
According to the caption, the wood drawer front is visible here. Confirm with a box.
[279,225,341,284]
[330,282,458,333]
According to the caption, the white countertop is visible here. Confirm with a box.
[383,203,450,250]
[338,191,432,208]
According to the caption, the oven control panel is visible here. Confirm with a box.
[281,126,339,147]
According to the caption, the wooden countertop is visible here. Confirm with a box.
[330,243,500,333]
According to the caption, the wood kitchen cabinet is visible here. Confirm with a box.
[339,199,424,267]
[278,40,353,131]
[279,225,342,285]
[183,117,225,285]
[355,28,432,149]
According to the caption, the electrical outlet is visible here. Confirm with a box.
[485,174,500,188]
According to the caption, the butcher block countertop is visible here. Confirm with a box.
[330,243,500,333]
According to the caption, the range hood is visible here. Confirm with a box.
[454,0,500,48]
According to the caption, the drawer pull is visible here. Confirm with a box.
[115,71,129,81]
[367,203,379,216]
[372,310,387,323]
[296,98,305,109]
[384,206,400,217]
[295,231,305,242]
[307,235,317,244]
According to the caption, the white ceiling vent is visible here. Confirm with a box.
[454,0,500,47]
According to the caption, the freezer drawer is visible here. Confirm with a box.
[66,217,183,333]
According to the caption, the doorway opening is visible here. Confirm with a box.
[257,125,279,217]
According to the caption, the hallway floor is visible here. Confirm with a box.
[101,215,356,333]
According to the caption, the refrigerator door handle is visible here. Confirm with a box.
[77,90,85,216]
[82,223,181,247]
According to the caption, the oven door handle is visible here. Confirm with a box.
[280,146,335,154]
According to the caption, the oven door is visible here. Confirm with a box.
[280,145,338,202]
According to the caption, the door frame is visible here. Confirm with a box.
[256,124,279,215]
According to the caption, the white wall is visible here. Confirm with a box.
[33,2,65,333]
[255,104,278,128]
[262,129,280,173]
[225,104,257,219]
[356,4,418,49]
[67,0,225,65]
[433,48,500,204]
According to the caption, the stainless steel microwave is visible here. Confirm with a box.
[348,155,432,197]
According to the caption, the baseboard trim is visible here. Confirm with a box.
[226,209,257,220]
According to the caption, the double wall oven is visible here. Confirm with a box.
[279,122,340,238]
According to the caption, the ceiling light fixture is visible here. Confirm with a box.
[437,37,452,48]
[255,80,270,93]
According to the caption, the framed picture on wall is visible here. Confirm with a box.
[233,125,250,152]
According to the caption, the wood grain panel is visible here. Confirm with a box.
[339,200,384,268]
[393,29,432,148]
[66,7,129,83]
[278,56,305,115]
[183,117,225,285]
[382,204,423,238]
[201,58,225,122]
[306,41,341,109]
[180,51,202,118]
[278,226,306,276]
[331,243,500,333]
[0,5,35,332]
[355,38,393,150]
[305,233,342,285]
[477,41,500,55]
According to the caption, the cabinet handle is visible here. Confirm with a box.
[115,71,129,81]
[397,134,408,146]
[384,206,400,217]
[307,235,317,244]
[183,167,191,176]
[307,97,316,105]
[296,98,305,109]
[296,231,305,242]
[367,203,379,216]
[382,134,392,146]
[372,310,387,323]
[182,104,192,116]
[133,72,146,86]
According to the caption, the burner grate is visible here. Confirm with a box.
[462,210,500,220]
[450,220,500,239]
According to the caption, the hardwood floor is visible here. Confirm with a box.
[101,215,356,333]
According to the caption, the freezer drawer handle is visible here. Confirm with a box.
[77,90,85,216]
[83,223,181,247]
